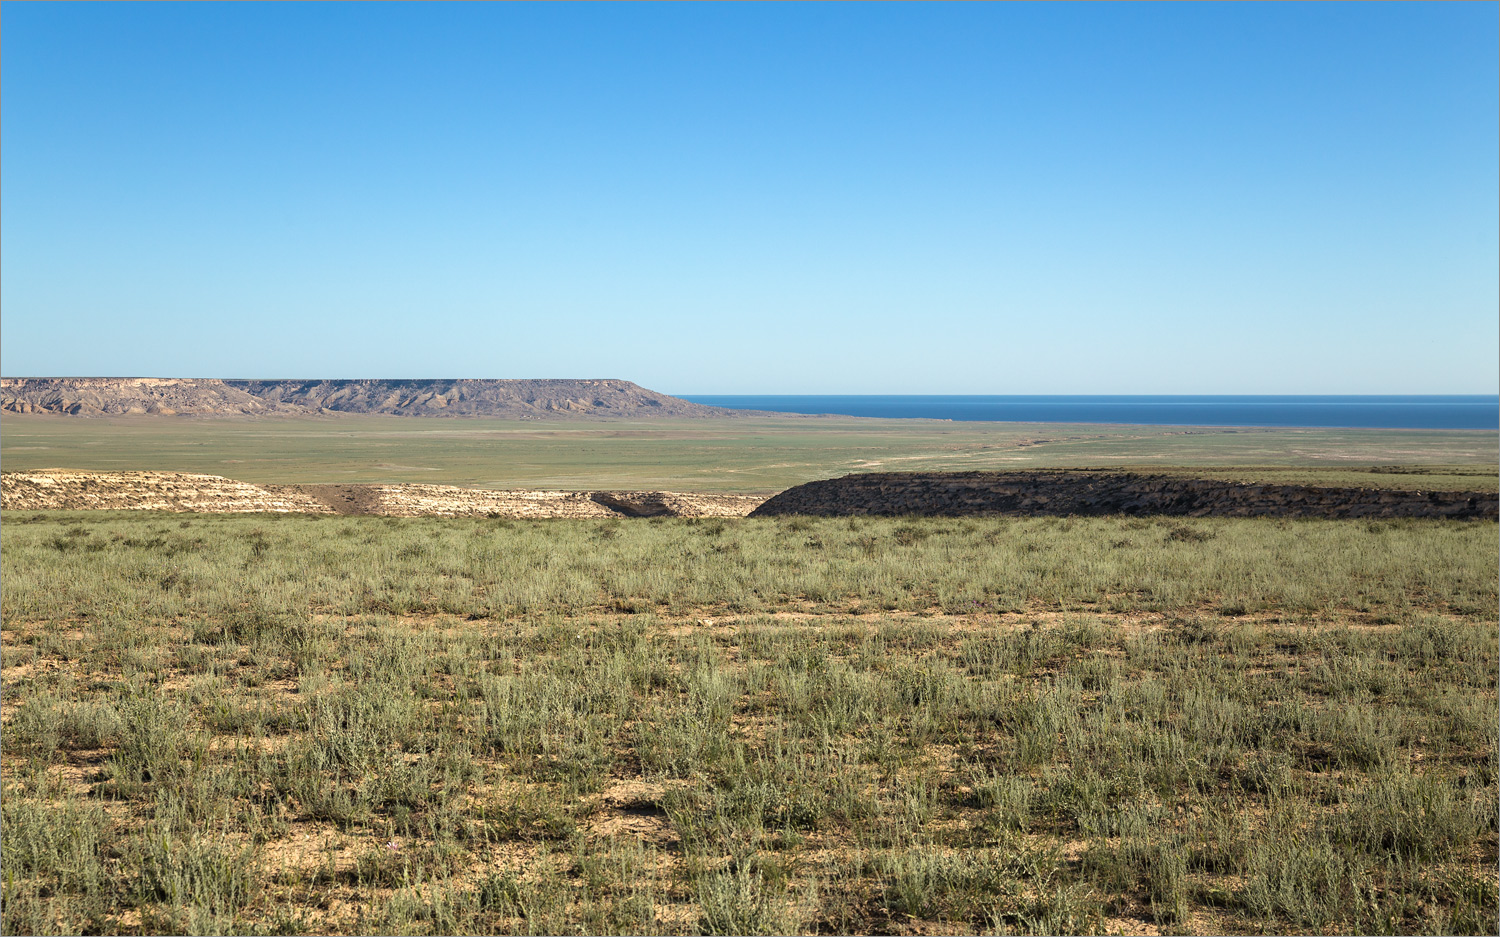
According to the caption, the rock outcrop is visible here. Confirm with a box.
[1,378,756,419]
[749,471,1498,520]
[1,471,766,518]
[0,471,330,513]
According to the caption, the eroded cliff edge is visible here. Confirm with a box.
[1,472,766,518]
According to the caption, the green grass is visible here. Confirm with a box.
[2,511,1496,935]
[3,414,1495,492]
[3,511,1496,622]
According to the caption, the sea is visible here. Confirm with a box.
[676,395,1500,430]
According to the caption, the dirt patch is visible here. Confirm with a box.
[586,780,682,848]
[591,490,767,518]
[295,485,386,515]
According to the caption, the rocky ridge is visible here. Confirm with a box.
[749,471,1498,520]
[0,378,301,416]
[1,471,765,518]
[0,378,750,419]
[221,378,738,418]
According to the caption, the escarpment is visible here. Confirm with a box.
[1,377,757,419]
[0,378,300,416]
[1,471,766,518]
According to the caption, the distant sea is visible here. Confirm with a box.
[677,395,1500,430]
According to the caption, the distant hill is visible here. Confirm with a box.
[223,378,735,418]
[0,378,299,416]
[0,377,751,419]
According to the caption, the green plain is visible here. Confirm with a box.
[3,412,1497,935]
[2,414,1495,492]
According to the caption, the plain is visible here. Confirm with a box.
[2,414,1498,493]
[2,509,1496,935]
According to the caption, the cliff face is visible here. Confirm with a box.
[0,378,298,416]
[749,471,1499,520]
[221,378,734,418]
[1,377,744,419]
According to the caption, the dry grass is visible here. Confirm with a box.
[2,511,1496,935]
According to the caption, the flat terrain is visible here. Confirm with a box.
[3,414,1497,935]
[2,414,1495,493]
[2,511,1496,935]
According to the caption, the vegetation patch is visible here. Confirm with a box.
[2,512,1496,934]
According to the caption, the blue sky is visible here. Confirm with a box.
[2,2,1496,394]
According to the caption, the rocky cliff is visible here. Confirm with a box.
[1,377,749,419]
[0,378,301,416]
[749,471,1498,520]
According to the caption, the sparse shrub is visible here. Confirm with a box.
[134,831,254,930]
[8,694,64,759]
[893,523,931,546]
[107,693,204,794]
[697,865,801,935]
[1142,842,1189,924]
[58,700,123,750]
[992,880,1104,936]
[1165,524,1215,542]
[1340,765,1488,862]
[879,849,949,918]
[0,510,1493,934]
[972,767,1033,833]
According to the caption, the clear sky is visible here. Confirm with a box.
[2,2,1496,394]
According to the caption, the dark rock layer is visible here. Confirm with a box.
[749,471,1498,520]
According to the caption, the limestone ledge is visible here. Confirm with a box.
[1,471,766,518]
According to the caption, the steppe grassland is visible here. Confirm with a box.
[2,510,1496,935]
[2,413,1496,492]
